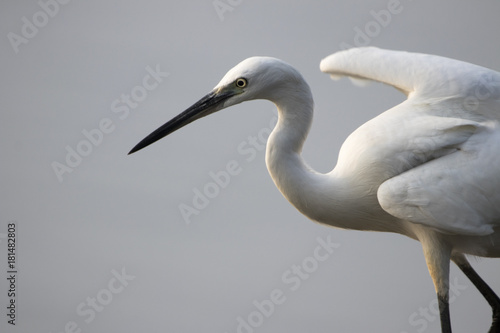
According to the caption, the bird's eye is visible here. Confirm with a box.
[235,78,247,88]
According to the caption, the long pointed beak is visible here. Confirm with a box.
[128,89,235,154]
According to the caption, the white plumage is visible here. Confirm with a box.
[130,47,500,333]
[322,48,500,240]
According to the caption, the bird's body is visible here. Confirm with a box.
[129,47,500,333]
[263,49,500,257]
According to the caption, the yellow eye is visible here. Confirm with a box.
[235,78,247,88]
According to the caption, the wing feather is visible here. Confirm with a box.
[378,122,500,235]
[321,47,500,235]
[320,47,500,106]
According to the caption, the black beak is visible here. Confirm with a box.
[128,90,235,154]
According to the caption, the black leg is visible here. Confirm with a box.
[438,293,452,333]
[420,234,453,333]
[452,253,500,333]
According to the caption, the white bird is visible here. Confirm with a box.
[129,47,500,333]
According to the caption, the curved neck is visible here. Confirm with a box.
[264,81,402,232]
[265,83,331,221]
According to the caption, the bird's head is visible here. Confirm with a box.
[128,56,307,154]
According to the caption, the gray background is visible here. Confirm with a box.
[1,1,500,332]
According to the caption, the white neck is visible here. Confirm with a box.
[264,81,404,233]
[265,83,334,222]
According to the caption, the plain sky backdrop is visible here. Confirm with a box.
[1,1,500,332]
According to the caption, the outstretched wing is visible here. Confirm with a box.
[320,47,500,120]
[322,47,500,235]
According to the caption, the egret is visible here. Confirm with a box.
[129,47,500,333]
